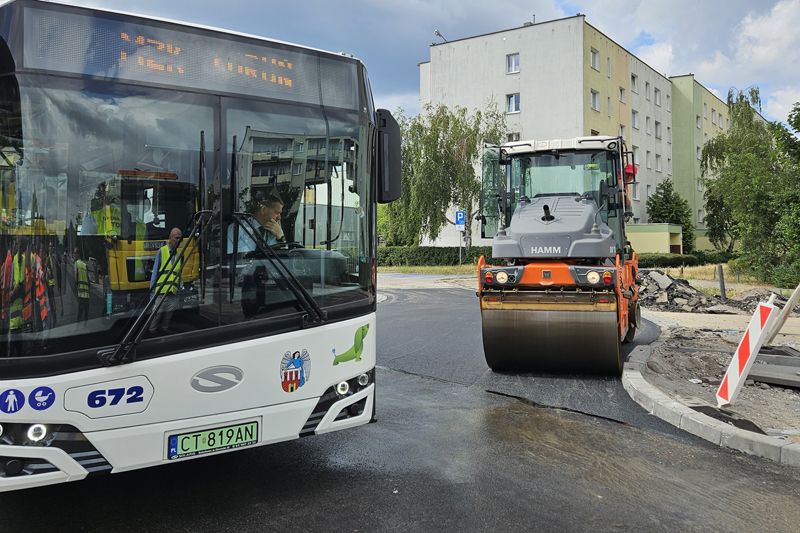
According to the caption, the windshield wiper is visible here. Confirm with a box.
[232,212,326,325]
[97,209,213,366]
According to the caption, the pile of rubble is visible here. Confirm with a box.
[638,270,742,314]
[638,270,796,314]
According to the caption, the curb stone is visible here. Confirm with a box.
[622,344,798,467]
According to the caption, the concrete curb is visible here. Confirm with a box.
[622,344,800,467]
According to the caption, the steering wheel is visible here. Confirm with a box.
[273,241,304,250]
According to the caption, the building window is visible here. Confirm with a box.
[704,102,708,118]
[632,145,640,167]
[704,132,708,142]
[619,87,626,102]
[295,141,304,152]
[666,94,671,111]
[646,150,652,169]
[632,109,639,129]
[506,53,520,74]
[506,93,520,113]
[667,157,672,174]
[667,126,672,143]
[607,57,612,78]
[698,209,705,223]
[656,154,662,172]
[654,87,661,106]
[507,132,521,142]
[631,73,638,93]
[655,120,662,139]
[590,89,600,111]
[712,108,717,124]
[697,179,704,192]
[292,162,302,175]
[720,116,725,128]
[646,184,652,198]
[607,96,612,117]
[590,48,600,70]
[696,115,701,129]
[632,182,640,200]
[646,116,651,135]
[696,146,702,160]
[619,124,626,138]
[645,81,651,100]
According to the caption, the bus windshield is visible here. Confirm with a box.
[0,71,374,363]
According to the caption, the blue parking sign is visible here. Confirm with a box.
[455,210,466,225]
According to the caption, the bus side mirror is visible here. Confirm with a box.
[376,109,401,203]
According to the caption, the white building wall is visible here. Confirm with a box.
[627,57,672,223]
[418,61,431,106]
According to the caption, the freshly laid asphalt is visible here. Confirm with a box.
[1,287,800,532]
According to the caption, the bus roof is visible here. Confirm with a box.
[14,0,364,65]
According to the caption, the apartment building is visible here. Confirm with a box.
[419,15,672,246]
[669,74,729,249]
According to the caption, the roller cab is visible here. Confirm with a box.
[477,137,639,375]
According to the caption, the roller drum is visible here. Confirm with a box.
[481,295,622,375]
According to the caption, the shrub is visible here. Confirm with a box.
[637,253,699,268]
[378,246,495,266]
[378,247,736,269]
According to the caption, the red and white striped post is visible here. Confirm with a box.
[716,302,779,407]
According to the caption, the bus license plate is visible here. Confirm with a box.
[167,421,258,460]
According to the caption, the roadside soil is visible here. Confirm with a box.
[641,319,800,440]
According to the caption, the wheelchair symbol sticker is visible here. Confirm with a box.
[29,386,56,411]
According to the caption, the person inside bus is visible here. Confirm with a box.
[149,227,183,334]
[226,191,286,253]
[74,248,90,325]
[80,183,120,237]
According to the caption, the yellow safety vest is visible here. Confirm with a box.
[133,220,147,281]
[46,252,56,287]
[10,253,31,332]
[155,245,182,295]
[93,206,121,236]
[76,259,90,299]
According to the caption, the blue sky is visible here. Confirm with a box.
[69,0,800,123]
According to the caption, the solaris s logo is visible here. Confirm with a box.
[191,366,244,393]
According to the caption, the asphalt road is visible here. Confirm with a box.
[2,288,800,532]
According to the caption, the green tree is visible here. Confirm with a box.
[702,88,800,286]
[702,185,737,252]
[385,103,505,248]
[646,179,695,254]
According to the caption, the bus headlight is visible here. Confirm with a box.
[495,271,509,284]
[357,373,370,387]
[27,424,47,443]
[0,424,4,438]
[336,381,350,396]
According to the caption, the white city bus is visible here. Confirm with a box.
[0,0,400,492]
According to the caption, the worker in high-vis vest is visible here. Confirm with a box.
[32,249,50,330]
[9,242,34,334]
[74,248,90,324]
[148,227,183,334]
[0,248,12,332]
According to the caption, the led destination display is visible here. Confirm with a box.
[23,6,358,109]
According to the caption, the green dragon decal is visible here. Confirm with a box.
[332,324,370,365]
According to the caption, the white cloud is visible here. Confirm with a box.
[765,87,800,123]
[636,42,673,76]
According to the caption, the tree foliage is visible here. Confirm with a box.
[646,179,695,254]
[380,103,506,248]
[701,87,800,286]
